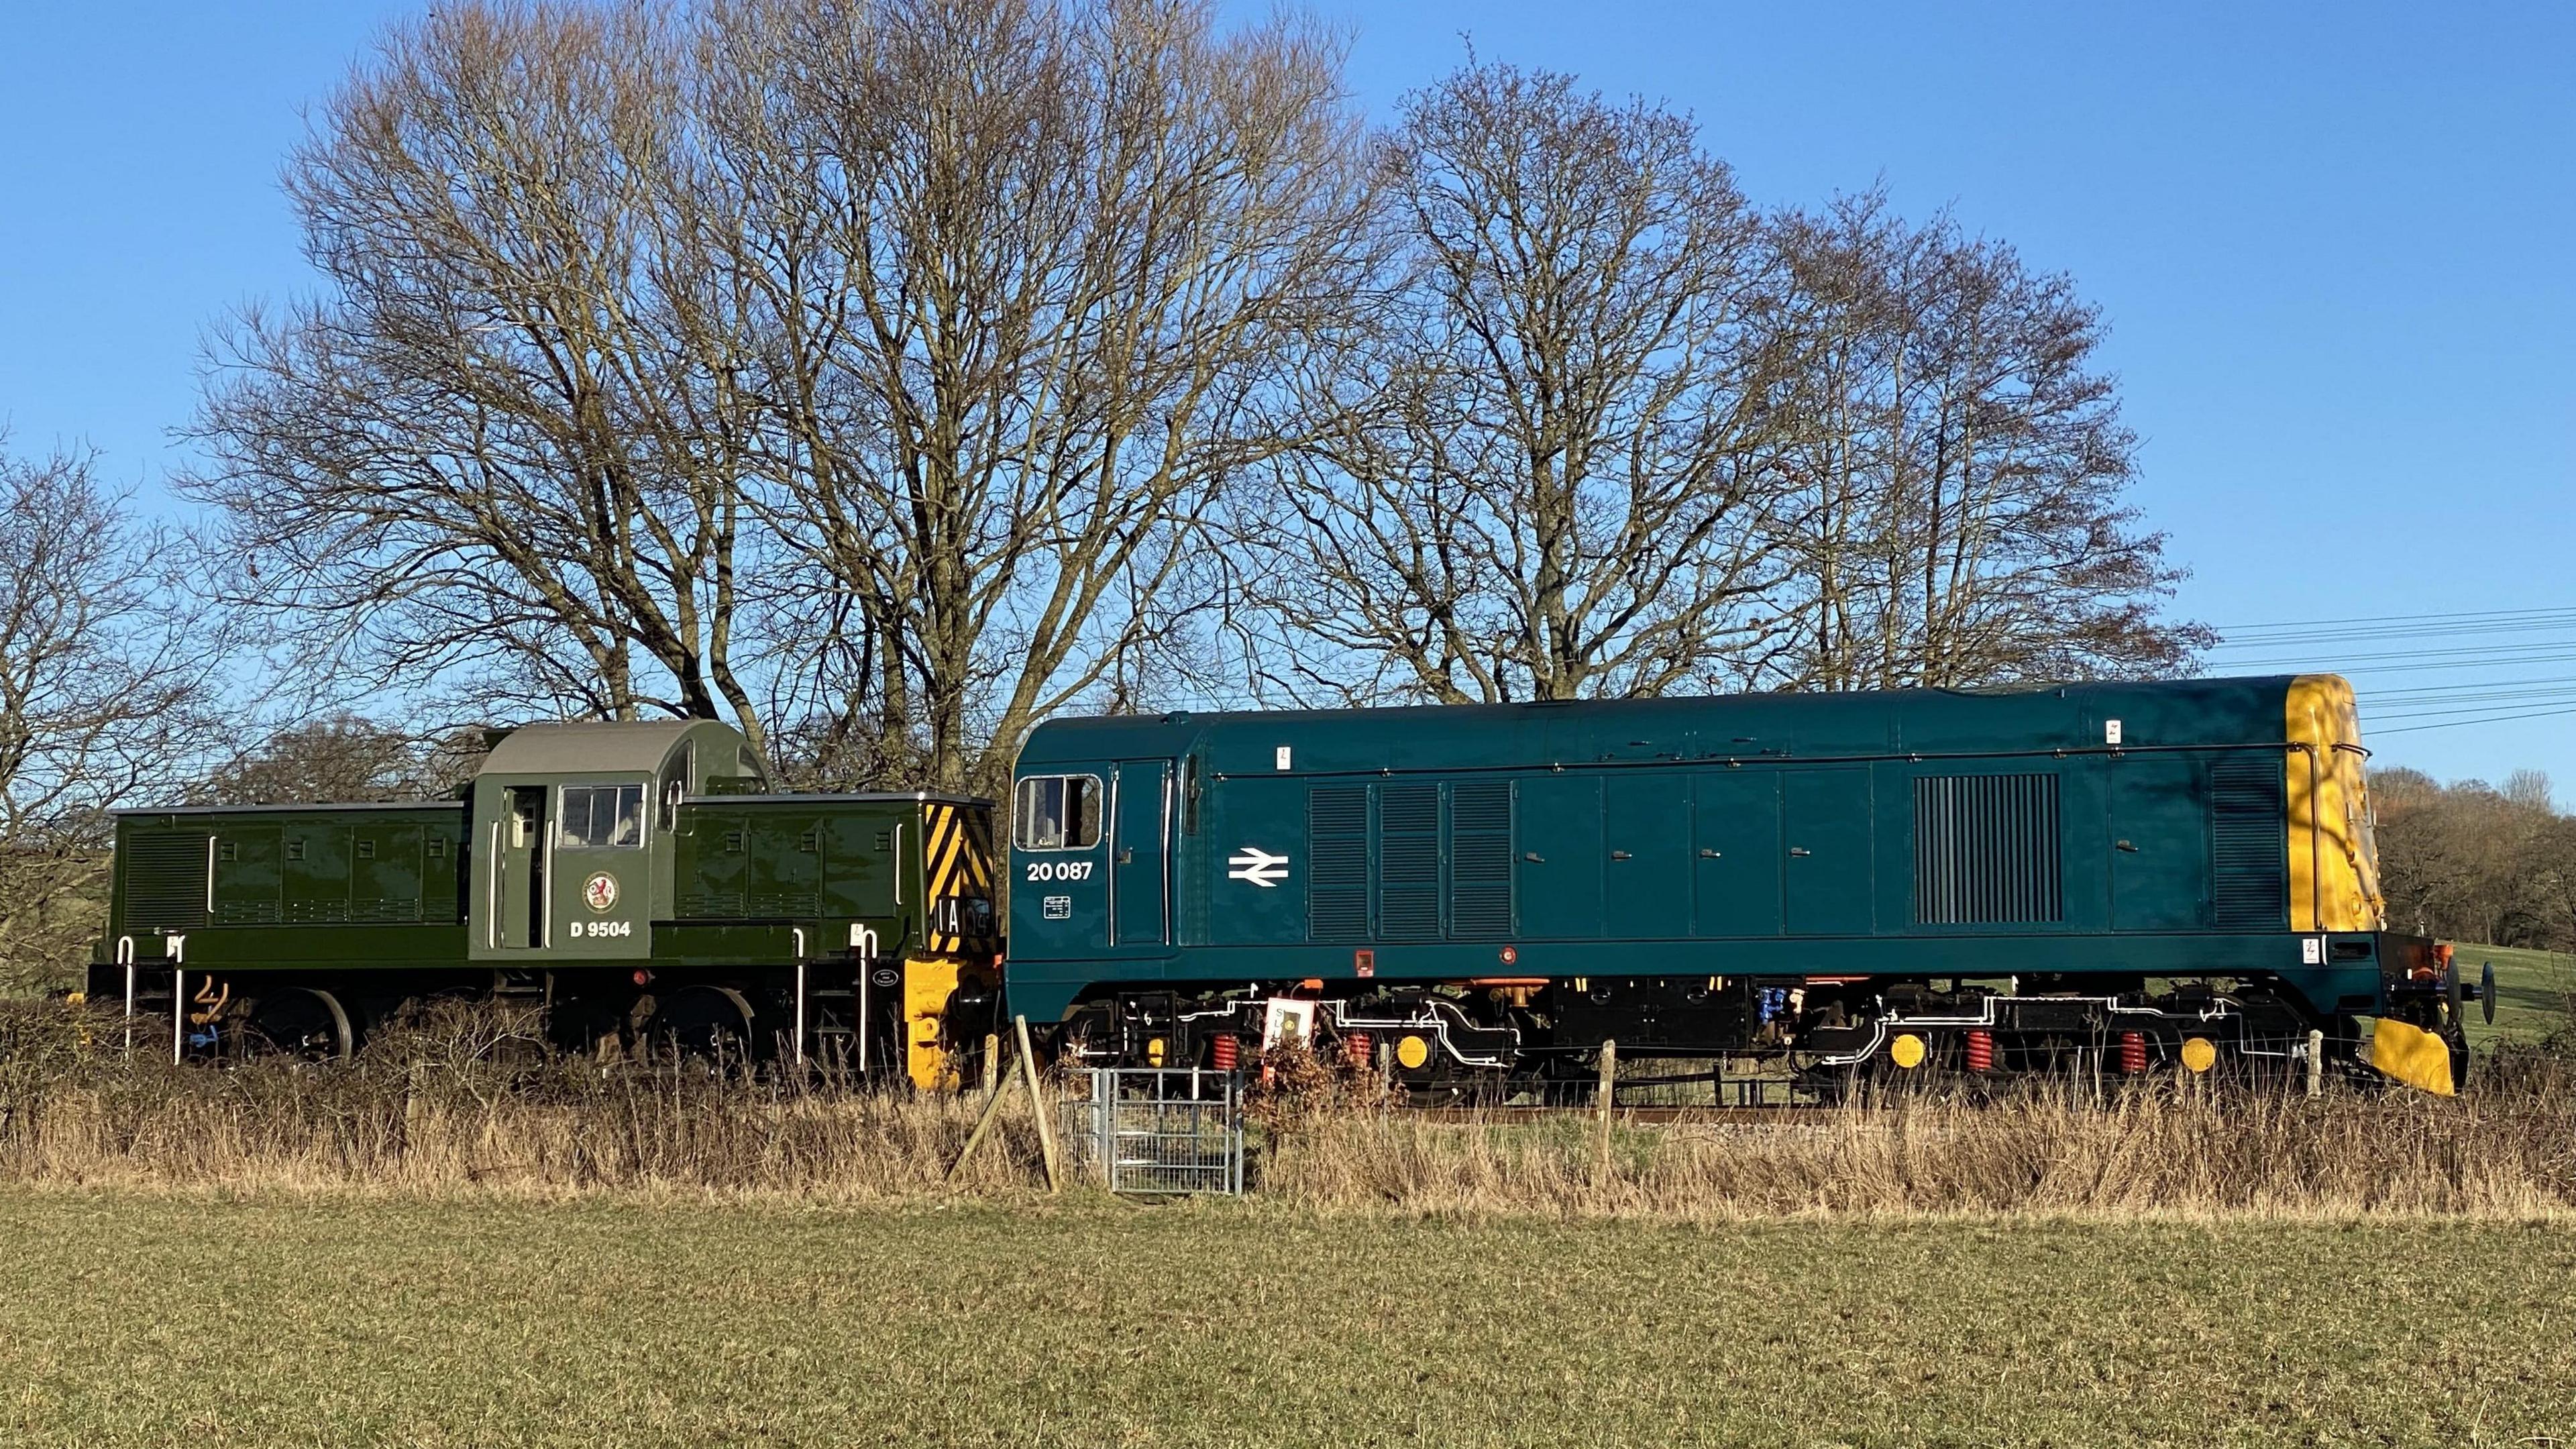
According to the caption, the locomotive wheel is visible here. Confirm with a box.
[237,987,356,1063]
[644,985,761,1067]
[545,993,635,1063]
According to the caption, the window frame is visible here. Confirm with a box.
[555,782,649,851]
[1012,773,1103,852]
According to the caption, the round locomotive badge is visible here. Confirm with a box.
[583,873,620,913]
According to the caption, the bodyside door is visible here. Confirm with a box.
[1603,773,1691,940]
[1513,774,1603,939]
[1783,768,1873,936]
[2110,755,2211,931]
[1692,770,1782,937]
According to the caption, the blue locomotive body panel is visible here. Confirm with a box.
[1005,678,2392,1027]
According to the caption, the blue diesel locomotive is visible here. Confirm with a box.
[1004,676,2471,1093]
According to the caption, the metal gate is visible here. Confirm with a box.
[1059,1068,1245,1195]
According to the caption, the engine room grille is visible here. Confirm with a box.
[122,830,211,933]
[1446,780,1513,939]
[1377,784,1442,941]
[1307,786,1371,942]
[1912,773,2062,924]
[2211,755,2289,930]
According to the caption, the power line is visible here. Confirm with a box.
[2210,609,2576,661]
[2208,604,2576,637]
[2372,698,2576,723]
[2219,643,2576,672]
[2199,605,2576,743]
[2360,674,2576,702]
[2370,704,2576,736]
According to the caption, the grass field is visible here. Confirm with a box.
[2455,943,2575,1054]
[1,1189,2571,1448]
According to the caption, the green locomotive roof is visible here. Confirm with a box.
[1016,676,2336,777]
[477,719,719,777]
[113,800,460,817]
[699,792,996,808]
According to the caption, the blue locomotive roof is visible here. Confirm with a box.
[1016,676,2328,776]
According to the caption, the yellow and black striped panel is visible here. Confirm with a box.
[922,800,998,956]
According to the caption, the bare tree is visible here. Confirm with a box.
[187,3,781,750]
[698,0,1373,788]
[190,0,1368,793]
[1763,192,2210,690]
[196,714,488,805]
[1234,62,1799,704]
[2374,767,2567,949]
[2504,768,2556,812]
[0,441,212,994]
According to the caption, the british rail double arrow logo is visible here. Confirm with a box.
[1227,847,1290,887]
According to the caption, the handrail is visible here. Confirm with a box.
[792,927,808,1066]
[117,936,136,1050]
[486,821,502,947]
[168,937,188,1065]
[851,923,881,1075]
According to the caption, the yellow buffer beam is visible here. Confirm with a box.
[2371,1019,2455,1096]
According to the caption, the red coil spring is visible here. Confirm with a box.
[1208,1033,1240,1071]
[2119,1030,2148,1074]
[1343,1031,1375,1071]
[1966,1029,1995,1073]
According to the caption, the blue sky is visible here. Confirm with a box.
[3,2,2569,792]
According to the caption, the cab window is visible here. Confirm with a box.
[557,784,647,849]
[1014,775,1101,851]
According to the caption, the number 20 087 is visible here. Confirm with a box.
[1026,860,1094,882]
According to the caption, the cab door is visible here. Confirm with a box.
[1110,760,1171,945]
[495,785,546,948]
[1010,770,1112,954]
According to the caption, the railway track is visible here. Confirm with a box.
[1403,1104,1819,1125]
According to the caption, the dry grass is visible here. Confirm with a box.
[1261,1072,2576,1220]
[0,1000,1055,1201]
[5,999,2573,1220]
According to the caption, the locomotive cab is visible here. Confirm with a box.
[464,719,757,964]
[1010,759,1179,955]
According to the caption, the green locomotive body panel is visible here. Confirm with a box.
[1005,676,2394,1026]
[103,802,474,973]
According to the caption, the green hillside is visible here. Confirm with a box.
[2451,943,2574,1053]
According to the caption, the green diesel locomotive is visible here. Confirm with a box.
[1007,675,2473,1093]
[86,720,1002,1085]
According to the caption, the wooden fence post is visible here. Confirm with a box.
[2306,1028,2325,1099]
[981,1032,1000,1096]
[1595,1040,1617,1180]
[1016,1015,1062,1193]
[947,1044,1021,1184]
